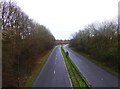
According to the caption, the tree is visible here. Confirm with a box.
[2,1,55,87]
[70,21,118,74]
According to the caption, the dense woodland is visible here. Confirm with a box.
[1,1,55,87]
[70,20,120,75]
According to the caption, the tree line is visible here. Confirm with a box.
[70,20,119,75]
[1,1,55,87]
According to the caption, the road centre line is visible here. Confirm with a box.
[54,70,56,75]
[101,78,103,80]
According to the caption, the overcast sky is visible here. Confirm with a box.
[15,0,119,40]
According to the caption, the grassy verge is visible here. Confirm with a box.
[24,49,53,87]
[61,46,91,89]
[69,46,119,78]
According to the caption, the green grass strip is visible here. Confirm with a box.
[61,46,91,89]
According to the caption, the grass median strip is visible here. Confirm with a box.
[61,46,91,89]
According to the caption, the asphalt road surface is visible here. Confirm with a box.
[32,46,72,87]
[64,45,119,88]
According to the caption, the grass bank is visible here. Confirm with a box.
[61,46,91,89]
[24,49,53,87]
[69,46,119,78]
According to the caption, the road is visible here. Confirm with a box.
[32,46,72,87]
[64,45,119,88]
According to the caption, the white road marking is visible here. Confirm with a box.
[101,78,103,80]
[54,70,56,75]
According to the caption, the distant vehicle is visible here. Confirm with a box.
[66,51,69,58]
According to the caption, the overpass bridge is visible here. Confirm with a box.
[55,40,70,45]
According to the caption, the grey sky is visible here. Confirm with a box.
[15,0,119,40]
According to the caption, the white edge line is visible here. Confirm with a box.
[54,70,56,75]
[59,47,73,87]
